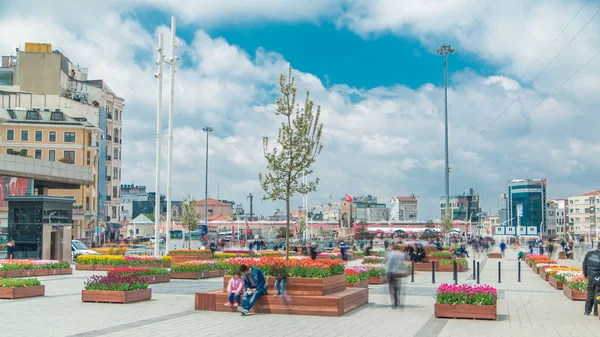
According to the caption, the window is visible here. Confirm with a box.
[6,148,13,154]
[50,111,64,121]
[113,148,118,160]
[135,228,139,235]
[49,150,55,161]
[20,149,28,156]
[576,208,580,213]
[113,168,118,179]
[113,186,118,198]
[49,131,56,142]
[35,149,42,159]
[26,111,41,120]
[115,110,119,120]
[112,206,117,218]
[64,132,76,142]
[63,151,75,163]
[6,130,14,141]
[35,130,42,142]
[87,151,91,165]
[21,130,28,141]
[570,200,573,204]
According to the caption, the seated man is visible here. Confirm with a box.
[238,264,267,316]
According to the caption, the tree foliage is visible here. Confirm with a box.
[180,194,200,249]
[259,67,324,260]
[354,221,374,240]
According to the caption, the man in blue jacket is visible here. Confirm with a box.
[238,264,267,316]
[583,242,600,316]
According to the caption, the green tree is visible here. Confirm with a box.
[180,194,200,249]
[441,207,453,245]
[259,67,324,260]
[354,221,374,240]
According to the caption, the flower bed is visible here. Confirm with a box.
[213,250,257,259]
[82,275,151,303]
[75,255,171,270]
[317,252,342,260]
[488,252,503,258]
[435,284,498,320]
[108,267,170,284]
[563,274,587,301]
[0,260,72,277]
[0,278,45,299]
[170,261,225,279]
[345,266,369,287]
[168,249,213,262]
[93,247,128,255]
[222,257,345,278]
[362,256,384,264]
[438,258,468,272]
[363,264,387,284]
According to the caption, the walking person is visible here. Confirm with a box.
[547,242,554,259]
[238,264,267,316]
[6,239,15,260]
[385,249,407,308]
[309,242,318,260]
[500,240,507,257]
[583,242,600,316]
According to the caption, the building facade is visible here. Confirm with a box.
[440,188,481,222]
[389,195,418,221]
[1,43,125,241]
[352,195,389,222]
[567,191,599,242]
[120,184,149,221]
[507,178,547,237]
[196,198,233,221]
[498,193,509,225]
[0,108,100,239]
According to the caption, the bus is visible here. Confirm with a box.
[168,226,208,251]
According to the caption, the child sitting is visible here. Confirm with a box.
[225,271,244,306]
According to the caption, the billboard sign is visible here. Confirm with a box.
[0,176,34,207]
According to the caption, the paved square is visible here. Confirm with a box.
[2,250,597,337]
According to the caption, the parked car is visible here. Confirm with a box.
[71,240,99,259]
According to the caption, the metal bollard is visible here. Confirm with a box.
[453,261,458,285]
[472,260,476,280]
[432,261,436,284]
[518,260,521,282]
[498,261,501,283]
[476,261,480,284]
[411,261,415,283]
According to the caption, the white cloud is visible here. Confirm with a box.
[0,1,598,218]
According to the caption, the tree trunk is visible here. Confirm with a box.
[188,229,191,249]
[285,198,290,261]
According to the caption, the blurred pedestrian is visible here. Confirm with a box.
[386,249,408,308]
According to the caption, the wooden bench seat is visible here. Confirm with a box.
[195,288,368,317]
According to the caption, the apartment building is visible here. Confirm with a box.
[0,42,125,241]
[567,191,599,242]
[0,108,100,239]
[390,195,418,221]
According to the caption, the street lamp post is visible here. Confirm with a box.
[435,44,456,218]
[202,127,213,230]
[153,33,164,257]
[165,16,178,255]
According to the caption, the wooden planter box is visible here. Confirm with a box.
[346,279,369,288]
[423,256,452,263]
[549,277,563,290]
[223,274,347,296]
[563,285,587,301]
[434,303,497,320]
[169,254,213,263]
[140,274,171,284]
[76,264,165,271]
[82,288,152,303]
[488,253,503,258]
[368,275,387,285]
[538,269,549,281]
[414,263,437,272]
[438,263,467,272]
[0,285,45,299]
[171,270,225,280]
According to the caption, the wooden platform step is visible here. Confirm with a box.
[195,288,368,317]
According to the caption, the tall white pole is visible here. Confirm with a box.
[154,34,164,257]
[165,16,177,255]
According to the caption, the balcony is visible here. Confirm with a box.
[107,155,112,161]
[107,135,112,141]
[107,113,113,119]
[106,175,112,181]
[106,195,112,201]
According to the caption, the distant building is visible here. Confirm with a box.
[507,178,547,237]
[352,195,389,222]
[567,191,599,242]
[498,193,509,226]
[480,215,498,237]
[323,208,340,222]
[389,195,418,221]
[440,188,481,222]
[121,185,148,221]
[196,198,233,221]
